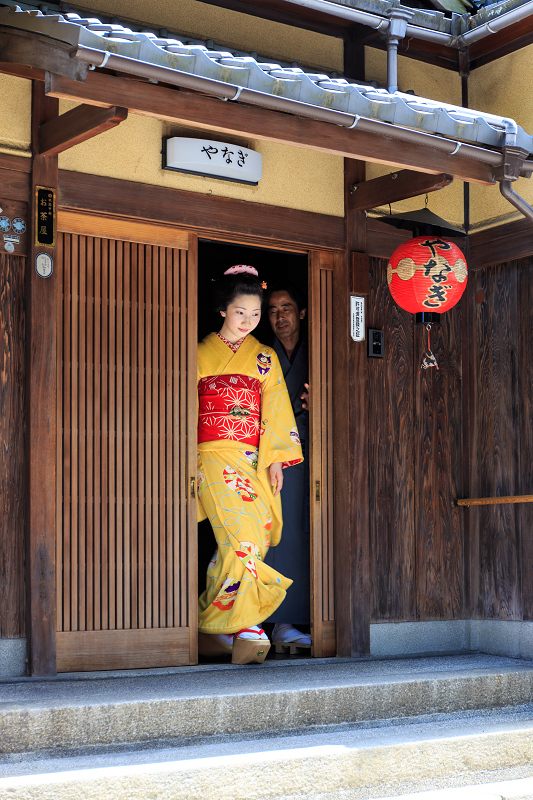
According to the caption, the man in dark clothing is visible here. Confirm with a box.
[264,284,311,647]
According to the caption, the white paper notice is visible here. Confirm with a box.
[350,295,365,342]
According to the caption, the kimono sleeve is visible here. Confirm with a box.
[257,349,303,477]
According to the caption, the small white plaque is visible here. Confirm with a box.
[351,295,365,342]
[35,252,53,278]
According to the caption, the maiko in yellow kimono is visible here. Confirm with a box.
[197,333,303,635]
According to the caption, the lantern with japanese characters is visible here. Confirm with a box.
[387,237,468,370]
[388,236,467,319]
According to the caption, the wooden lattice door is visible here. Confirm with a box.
[309,251,336,657]
[55,216,198,671]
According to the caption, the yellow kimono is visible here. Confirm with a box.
[197,333,303,635]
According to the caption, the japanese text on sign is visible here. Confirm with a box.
[351,296,365,342]
[200,144,249,168]
[35,187,56,247]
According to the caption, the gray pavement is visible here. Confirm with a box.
[2,655,533,799]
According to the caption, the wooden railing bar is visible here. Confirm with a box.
[457,495,533,507]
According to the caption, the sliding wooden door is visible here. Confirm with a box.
[55,214,198,671]
[309,251,336,657]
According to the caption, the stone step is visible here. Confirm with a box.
[2,654,533,756]
[1,704,533,799]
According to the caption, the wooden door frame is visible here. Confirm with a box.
[27,168,365,671]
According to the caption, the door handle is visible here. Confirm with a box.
[190,477,196,499]
[315,481,320,501]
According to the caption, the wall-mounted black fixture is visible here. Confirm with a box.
[368,329,384,358]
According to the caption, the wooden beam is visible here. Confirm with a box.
[343,27,365,81]
[199,0,347,37]
[350,170,453,212]
[350,28,459,71]
[0,155,31,203]
[45,71,496,185]
[470,30,533,70]
[58,170,345,251]
[469,217,533,270]
[0,61,45,81]
[350,251,370,295]
[0,28,88,82]
[27,81,58,676]
[39,104,128,157]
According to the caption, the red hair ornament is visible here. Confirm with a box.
[224,264,258,277]
[387,237,468,371]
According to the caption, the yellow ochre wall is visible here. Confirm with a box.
[365,50,465,229]
[0,73,31,156]
[57,101,344,217]
[469,46,533,230]
[58,0,346,217]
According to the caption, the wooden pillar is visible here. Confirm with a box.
[26,81,59,675]
[334,158,371,657]
[343,28,365,81]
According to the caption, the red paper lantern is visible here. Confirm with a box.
[387,237,467,317]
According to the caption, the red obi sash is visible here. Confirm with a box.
[198,374,261,446]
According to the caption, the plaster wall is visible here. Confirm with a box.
[0,73,31,156]
[64,3,344,216]
[469,46,533,231]
[57,101,344,217]
[365,51,465,230]
[72,0,344,73]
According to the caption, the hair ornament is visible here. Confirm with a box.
[261,281,267,289]
[224,264,259,277]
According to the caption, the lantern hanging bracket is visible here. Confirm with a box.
[415,312,441,325]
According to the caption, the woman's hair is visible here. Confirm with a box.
[213,271,264,313]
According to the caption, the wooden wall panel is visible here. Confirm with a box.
[57,233,194,662]
[518,258,533,620]
[0,253,26,638]
[368,258,416,622]
[472,263,521,620]
[368,258,464,623]
[415,306,464,619]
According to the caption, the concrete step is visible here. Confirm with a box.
[1,704,533,799]
[2,654,533,756]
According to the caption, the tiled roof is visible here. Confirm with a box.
[1,4,532,154]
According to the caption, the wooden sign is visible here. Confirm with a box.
[35,186,56,247]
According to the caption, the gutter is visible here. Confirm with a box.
[281,0,533,49]
[455,0,533,46]
[70,44,502,169]
[500,180,533,221]
[70,45,533,225]
[271,0,454,45]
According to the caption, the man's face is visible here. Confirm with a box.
[268,290,306,341]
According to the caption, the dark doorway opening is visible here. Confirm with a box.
[197,239,308,605]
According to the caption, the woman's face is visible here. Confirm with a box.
[220,293,261,343]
